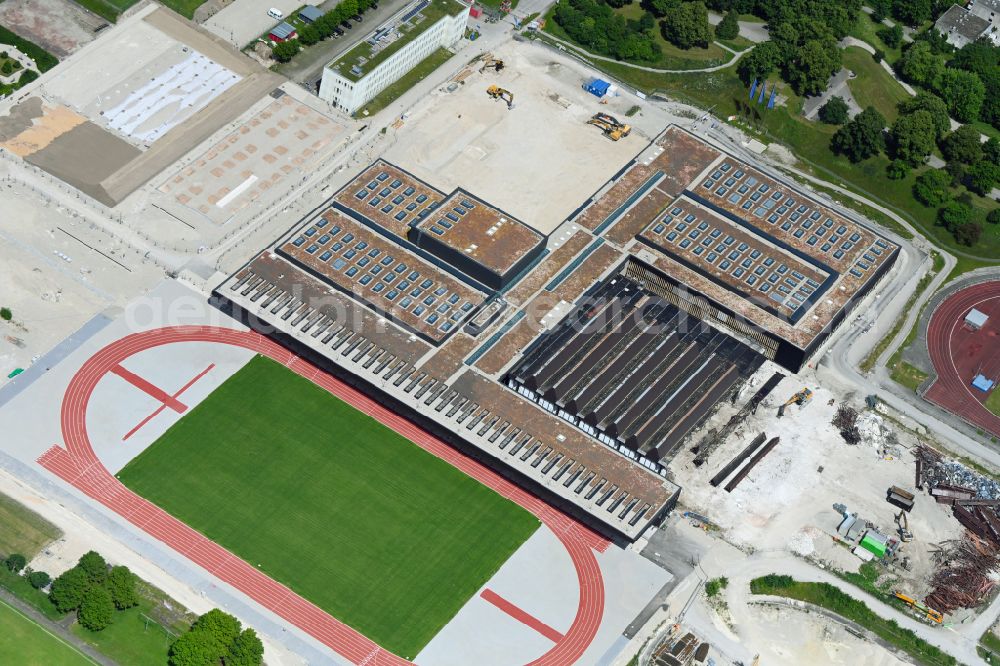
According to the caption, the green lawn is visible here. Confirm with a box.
[0,598,94,666]
[543,4,732,71]
[0,492,61,560]
[118,356,539,658]
[359,47,453,117]
[158,0,210,19]
[842,46,910,123]
[985,386,1000,418]
[751,575,957,666]
[70,602,178,664]
[847,13,903,64]
[69,0,141,23]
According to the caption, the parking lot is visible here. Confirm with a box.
[202,0,313,48]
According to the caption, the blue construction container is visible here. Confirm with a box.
[585,78,611,97]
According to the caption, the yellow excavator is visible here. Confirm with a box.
[487,85,513,109]
[896,509,913,542]
[587,112,631,141]
[777,387,813,418]
[895,592,943,623]
[479,53,505,73]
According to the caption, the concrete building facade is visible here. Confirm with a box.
[319,0,468,114]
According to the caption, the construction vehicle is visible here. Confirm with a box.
[777,388,813,418]
[895,592,944,623]
[486,85,513,109]
[586,112,631,141]
[896,509,913,542]
[478,54,505,73]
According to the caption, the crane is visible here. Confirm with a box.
[486,85,513,109]
[777,388,813,418]
[894,592,943,623]
[479,53,505,73]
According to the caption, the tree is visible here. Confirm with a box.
[27,570,51,589]
[715,9,739,40]
[78,586,114,632]
[227,628,265,666]
[945,160,966,187]
[192,609,242,650]
[953,220,983,246]
[897,41,941,86]
[892,0,931,26]
[169,630,226,666]
[298,25,320,46]
[898,92,950,137]
[913,169,952,206]
[785,38,841,96]
[831,106,886,162]
[985,138,1000,166]
[18,69,37,86]
[819,95,850,124]
[940,125,984,164]
[49,567,92,613]
[646,0,679,18]
[935,69,985,123]
[980,68,1000,130]
[870,0,890,22]
[106,566,138,610]
[661,1,712,49]
[737,41,780,84]
[938,200,973,231]
[968,160,1000,196]
[988,209,1000,225]
[0,307,11,321]
[271,40,299,63]
[891,110,936,165]
[886,159,910,180]
[950,38,1000,78]
[877,24,903,49]
[77,551,107,585]
[4,554,26,573]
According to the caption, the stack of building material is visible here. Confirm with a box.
[926,535,1000,612]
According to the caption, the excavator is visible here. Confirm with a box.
[586,112,631,141]
[896,509,913,542]
[777,388,813,418]
[487,85,513,109]
[895,592,943,623]
[479,53,505,73]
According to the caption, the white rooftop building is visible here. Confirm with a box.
[966,308,989,330]
[935,0,1000,48]
[318,0,469,115]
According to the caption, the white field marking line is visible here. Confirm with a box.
[217,175,259,208]
[0,596,100,665]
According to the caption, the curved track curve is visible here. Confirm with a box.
[38,325,607,666]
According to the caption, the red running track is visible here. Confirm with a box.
[37,326,608,666]
[924,281,1000,439]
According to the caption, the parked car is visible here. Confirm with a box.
[267,7,283,19]
[333,27,345,36]
[352,14,363,22]
[341,20,353,29]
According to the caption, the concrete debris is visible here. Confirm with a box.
[917,445,1000,500]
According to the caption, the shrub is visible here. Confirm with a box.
[18,69,38,86]
[0,307,10,321]
[27,570,51,589]
[271,40,300,63]
[886,159,910,180]
[4,554,26,573]
[705,576,729,597]
[78,586,114,632]
[912,169,951,207]
[714,10,739,40]
[988,209,1000,225]
[953,221,983,246]
[967,160,1000,196]
[938,200,973,231]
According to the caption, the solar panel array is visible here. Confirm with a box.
[282,210,485,343]
[336,161,443,238]
[696,161,892,281]
[640,199,828,320]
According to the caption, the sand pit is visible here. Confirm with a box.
[0,101,86,157]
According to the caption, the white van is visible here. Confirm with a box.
[267,8,283,19]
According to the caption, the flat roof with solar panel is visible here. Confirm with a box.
[409,190,546,290]
[277,208,487,345]
[333,159,446,239]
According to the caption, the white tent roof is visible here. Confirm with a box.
[966,308,989,328]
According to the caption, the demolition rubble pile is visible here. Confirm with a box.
[917,446,1000,612]
[926,536,1000,613]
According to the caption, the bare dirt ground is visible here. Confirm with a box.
[0,0,105,58]
[670,370,963,598]
[382,43,660,234]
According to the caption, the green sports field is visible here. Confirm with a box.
[118,356,538,658]
[0,599,95,665]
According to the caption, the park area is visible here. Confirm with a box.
[117,356,539,658]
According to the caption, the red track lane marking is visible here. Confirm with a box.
[39,326,608,666]
[111,364,187,414]
[924,283,1000,438]
[122,364,215,441]
[480,589,564,643]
